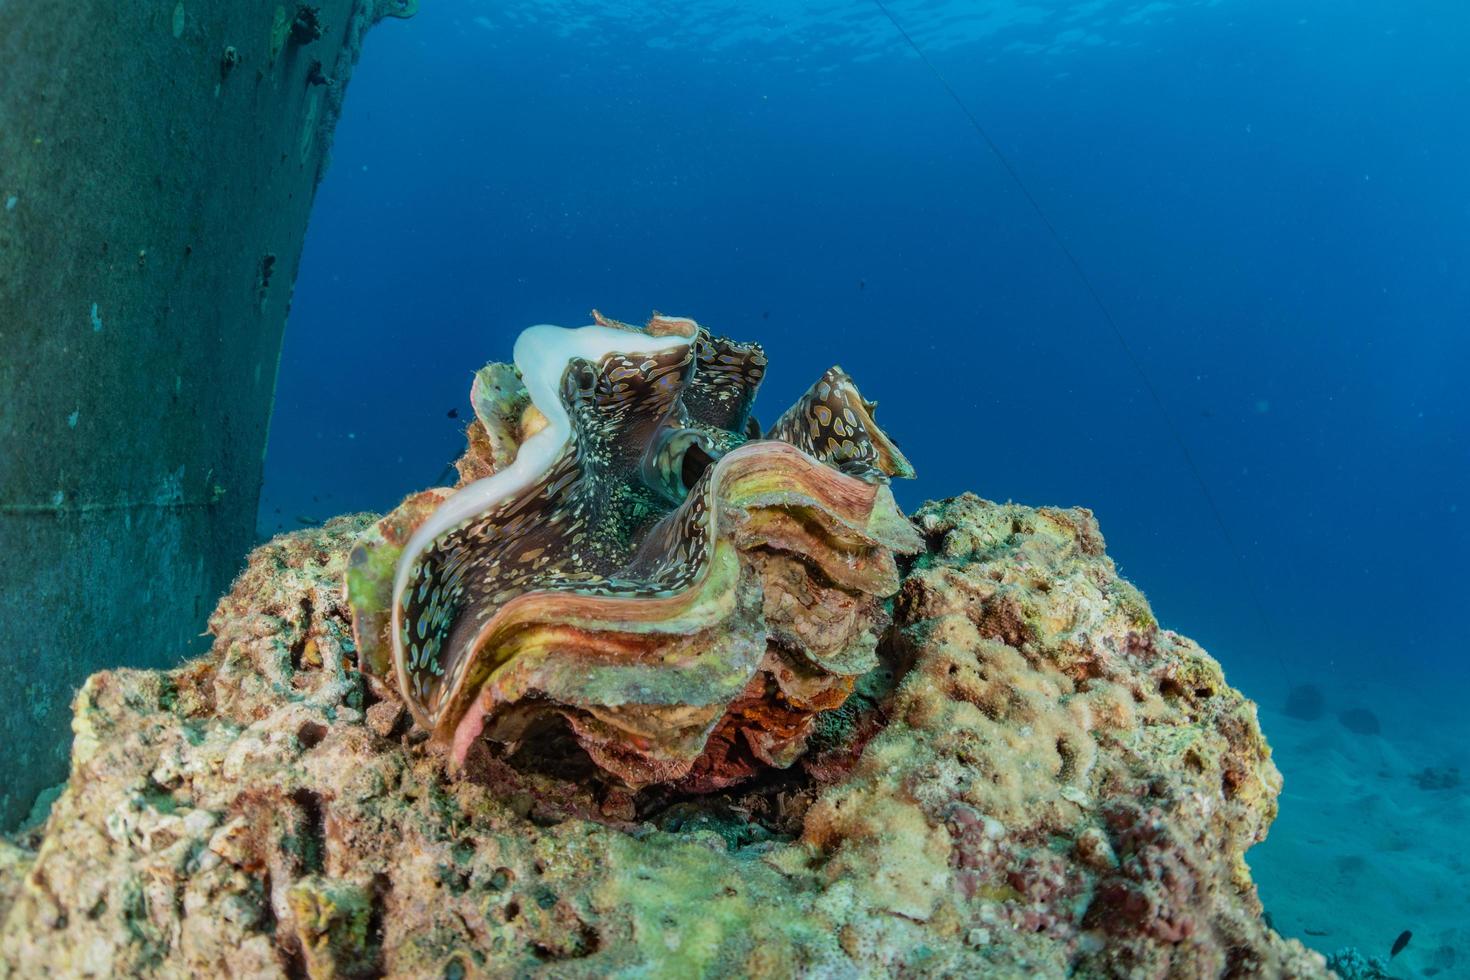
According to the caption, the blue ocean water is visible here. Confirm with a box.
[261,0,1469,964]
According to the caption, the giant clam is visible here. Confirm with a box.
[346,313,922,789]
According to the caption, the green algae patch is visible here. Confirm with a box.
[652,802,776,852]
[269,6,289,62]
[288,877,379,979]
[345,540,399,616]
[593,834,839,976]
[1112,578,1157,630]
[345,536,400,677]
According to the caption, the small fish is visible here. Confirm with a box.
[1391,930,1412,958]
[447,408,459,419]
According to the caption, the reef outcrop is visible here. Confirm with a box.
[0,489,1328,976]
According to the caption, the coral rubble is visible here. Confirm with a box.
[0,318,1327,976]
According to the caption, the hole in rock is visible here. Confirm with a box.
[296,720,328,750]
[288,596,316,672]
[282,941,308,980]
[365,873,391,974]
[530,918,601,962]
[1055,737,1077,782]
[289,788,327,875]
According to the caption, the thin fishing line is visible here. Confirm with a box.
[870,0,1273,632]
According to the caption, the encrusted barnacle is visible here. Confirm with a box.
[346,313,922,789]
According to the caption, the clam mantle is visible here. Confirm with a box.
[345,313,924,789]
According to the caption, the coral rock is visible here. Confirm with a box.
[0,468,1327,976]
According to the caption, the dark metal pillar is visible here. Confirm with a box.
[0,0,416,827]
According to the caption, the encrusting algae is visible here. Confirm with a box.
[0,315,1328,978]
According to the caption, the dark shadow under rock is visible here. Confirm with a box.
[1284,683,1326,721]
[1337,707,1382,736]
[1410,766,1461,791]
[455,638,909,844]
